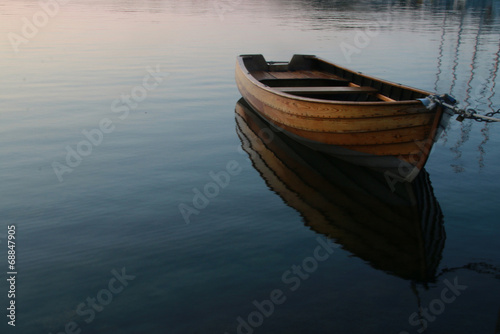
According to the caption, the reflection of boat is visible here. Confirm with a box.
[235,99,445,282]
[235,54,451,181]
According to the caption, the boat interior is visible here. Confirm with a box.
[242,54,430,102]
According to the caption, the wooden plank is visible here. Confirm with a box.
[296,70,331,79]
[349,82,395,101]
[268,64,288,71]
[301,71,349,82]
[251,71,276,80]
[257,106,435,133]
[260,78,349,87]
[268,71,311,79]
[255,69,352,82]
[376,94,396,102]
[252,122,433,146]
[275,86,378,95]
[307,70,347,81]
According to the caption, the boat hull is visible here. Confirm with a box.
[235,54,446,181]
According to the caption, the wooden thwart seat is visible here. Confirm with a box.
[275,86,379,95]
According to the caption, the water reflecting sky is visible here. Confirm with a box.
[0,1,499,333]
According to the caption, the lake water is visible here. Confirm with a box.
[1,0,499,333]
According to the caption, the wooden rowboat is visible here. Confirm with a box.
[235,98,445,282]
[235,54,451,182]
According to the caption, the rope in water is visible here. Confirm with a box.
[421,94,500,123]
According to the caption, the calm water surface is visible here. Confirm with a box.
[1,1,499,333]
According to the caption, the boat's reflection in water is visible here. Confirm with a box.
[235,98,446,283]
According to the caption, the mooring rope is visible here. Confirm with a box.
[420,94,500,123]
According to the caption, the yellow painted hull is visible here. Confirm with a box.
[235,54,447,181]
